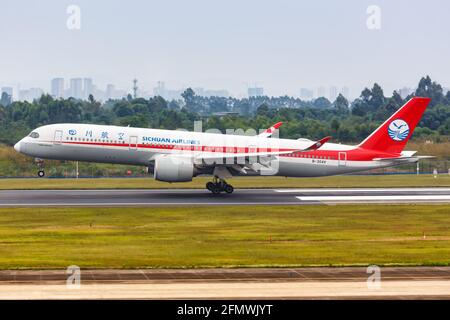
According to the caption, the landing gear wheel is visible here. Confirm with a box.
[206,182,215,191]
[206,177,234,194]
[211,186,221,194]
[35,158,45,178]
[224,184,234,194]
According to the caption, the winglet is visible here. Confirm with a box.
[258,122,283,138]
[303,136,331,151]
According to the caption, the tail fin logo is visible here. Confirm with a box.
[388,119,409,141]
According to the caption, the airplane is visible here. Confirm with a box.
[13,97,432,194]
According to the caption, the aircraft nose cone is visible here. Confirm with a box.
[14,141,21,153]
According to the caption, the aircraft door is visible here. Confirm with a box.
[129,136,138,150]
[53,130,63,145]
[338,152,347,166]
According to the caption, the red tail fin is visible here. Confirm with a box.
[358,97,431,154]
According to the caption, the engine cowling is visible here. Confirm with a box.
[153,154,194,182]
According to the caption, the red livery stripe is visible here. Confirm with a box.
[50,140,401,162]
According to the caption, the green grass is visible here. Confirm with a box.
[1,142,449,178]
[0,174,450,190]
[1,205,450,269]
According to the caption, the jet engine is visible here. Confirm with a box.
[153,154,194,182]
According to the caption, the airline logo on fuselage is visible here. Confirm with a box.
[142,136,200,145]
[388,119,409,141]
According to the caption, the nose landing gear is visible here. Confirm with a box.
[206,177,234,194]
[35,158,45,178]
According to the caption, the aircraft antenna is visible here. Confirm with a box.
[133,79,138,99]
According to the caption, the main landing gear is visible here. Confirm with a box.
[206,177,234,194]
[35,158,45,178]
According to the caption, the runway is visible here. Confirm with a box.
[1,267,450,299]
[1,187,450,206]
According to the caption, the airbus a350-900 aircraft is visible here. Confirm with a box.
[14,97,432,194]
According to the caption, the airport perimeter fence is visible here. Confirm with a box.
[2,159,450,179]
[59,159,450,178]
[356,160,450,175]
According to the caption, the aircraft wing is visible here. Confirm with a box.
[193,149,302,162]
[191,136,331,163]
[301,136,331,151]
[258,122,283,138]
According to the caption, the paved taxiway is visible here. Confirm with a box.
[1,267,450,299]
[1,187,450,206]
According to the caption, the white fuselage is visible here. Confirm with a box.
[14,123,409,178]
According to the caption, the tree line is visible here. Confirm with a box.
[1,76,449,146]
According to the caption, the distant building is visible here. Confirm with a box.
[248,87,264,97]
[104,84,126,100]
[51,78,65,98]
[299,88,314,100]
[106,84,115,100]
[204,89,229,97]
[184,86,229,97]
[19,88,44,102]
[317,86,326,98]
[153,81,166,97]
[153,81,183,100]
[69,78,83,99]
[31,87,44,100]
[329,86,338,101]
[84,78,93,99]
[19,89,29,101]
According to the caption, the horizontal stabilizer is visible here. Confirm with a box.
[373,155,435,162]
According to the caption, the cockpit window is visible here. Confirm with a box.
[29,132,40,139]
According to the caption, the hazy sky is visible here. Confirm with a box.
[1,0,449,97]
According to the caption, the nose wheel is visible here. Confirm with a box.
[206,177,234,194]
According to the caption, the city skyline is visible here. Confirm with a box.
[2,76,433,103]
[2,76,361,102]
[1,1,449,98]
[0,76,431,102]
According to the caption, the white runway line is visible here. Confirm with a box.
[1,281,450,299]
[276,188,450,193]
[296,195,450,202]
